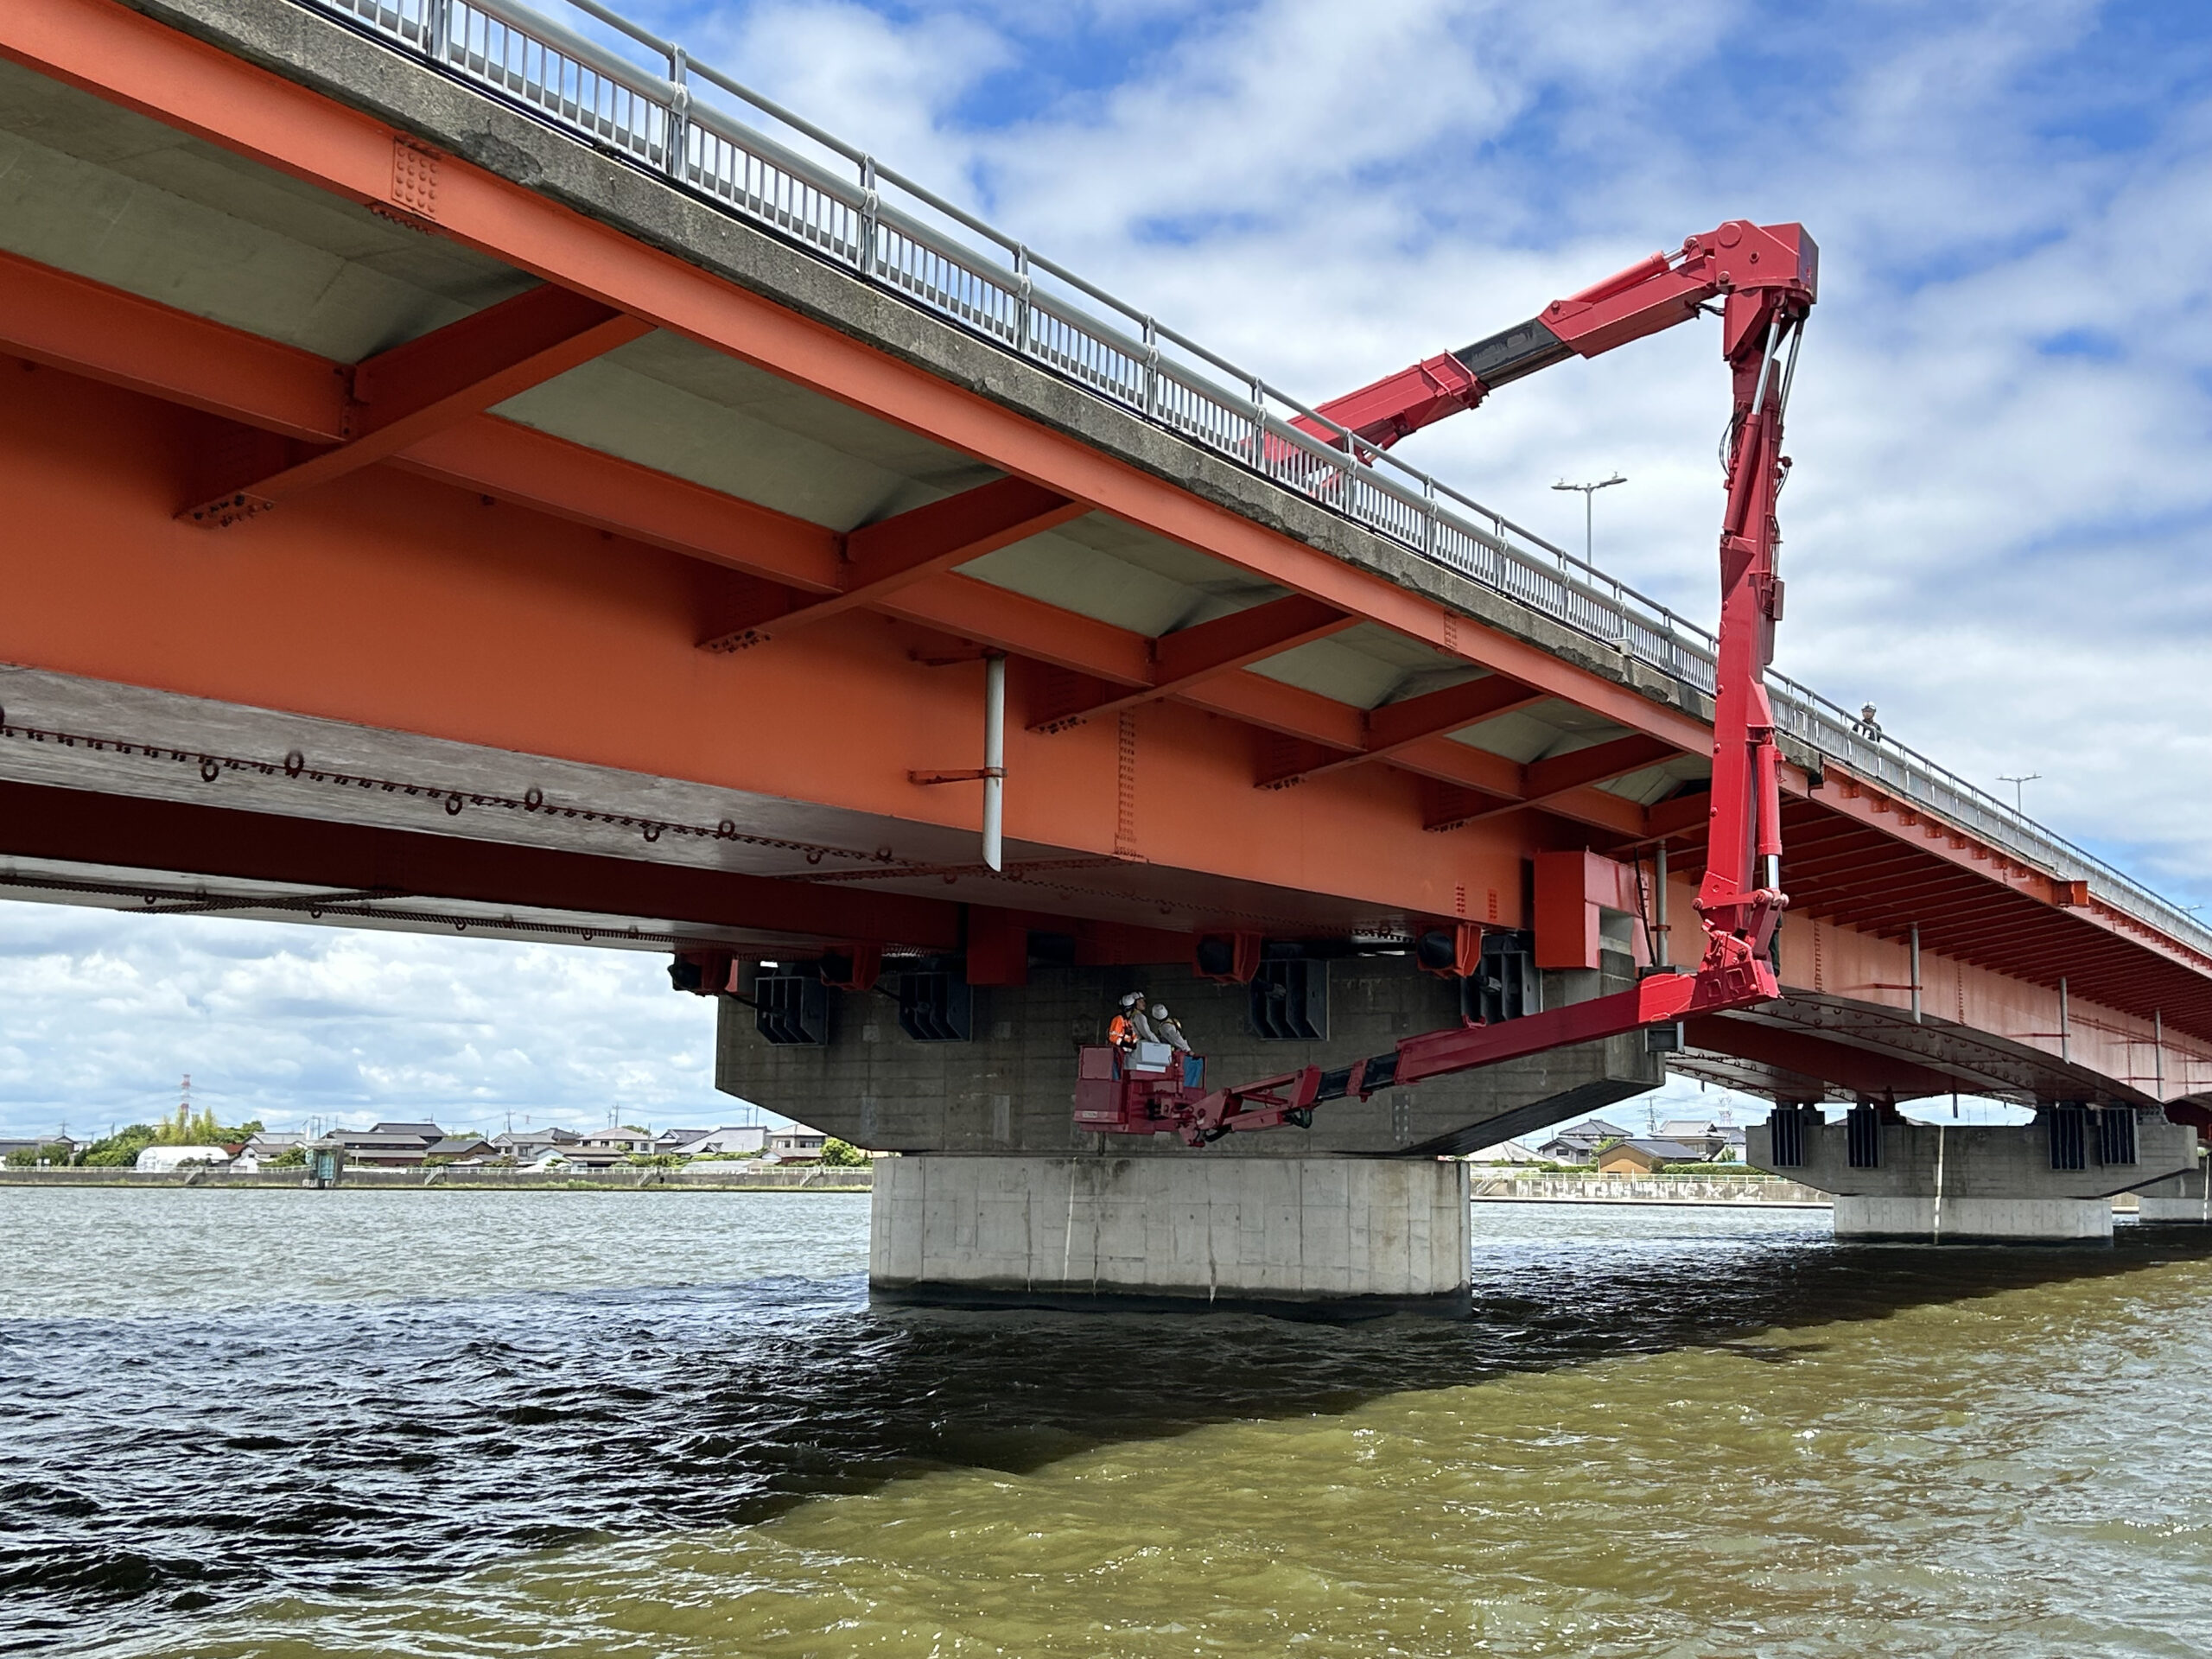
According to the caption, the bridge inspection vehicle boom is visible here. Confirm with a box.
[1077,220,1820,1146]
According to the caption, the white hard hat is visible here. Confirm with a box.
[1151,1004,1169,1020]
[1120,993,1141,1007]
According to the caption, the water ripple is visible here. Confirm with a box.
[3,1189,2209,1655]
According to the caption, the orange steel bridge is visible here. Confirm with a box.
[0,0,2209,1126]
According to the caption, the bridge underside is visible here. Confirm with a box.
[2,0,2211,1297]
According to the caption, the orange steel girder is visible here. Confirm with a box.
[1259,674,1553,785]
[1655,776,2212,1015]
[0,0,1717,758]
[0,359,1587,934]
[1030,595,1360,728]
[0,245,1665,844]
[184,282,651,525]
[1681,1017,1976,1102]
[698,477,1089,651]
[1446,734,1682,826]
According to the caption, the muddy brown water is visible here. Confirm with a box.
[3,1185,2209,1656]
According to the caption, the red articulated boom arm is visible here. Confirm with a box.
[1077,221,1819,1147]
[1294,219,1817,453]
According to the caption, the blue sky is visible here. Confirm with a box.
[3,0,2209,1138]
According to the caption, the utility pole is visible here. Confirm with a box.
[1552,473,1626,563]
[1998,772,2041,815]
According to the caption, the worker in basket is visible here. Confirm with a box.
[1151,1003,1204,1089]
[1108,992,1144,1053]
[1150,1004,1191,1052]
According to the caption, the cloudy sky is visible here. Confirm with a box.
[4,0,2208,1140]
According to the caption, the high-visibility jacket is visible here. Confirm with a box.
[1108,1014,1135,1048]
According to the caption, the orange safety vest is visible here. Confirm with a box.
[1108,1014,1135,1047]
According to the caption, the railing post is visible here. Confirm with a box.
[664,45,690,182]
[428,0,452,60]
[857,156,879,276]
[1142,317,1159,418]
[1013,246,1032,356]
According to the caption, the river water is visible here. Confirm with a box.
[4,1186,2210,1656]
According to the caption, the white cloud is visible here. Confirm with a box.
[0,905,756,1141]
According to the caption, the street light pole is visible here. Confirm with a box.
[1552,473,1626,563]
[1998,772,2041,815]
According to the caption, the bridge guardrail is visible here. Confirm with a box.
[299,0,2212,961]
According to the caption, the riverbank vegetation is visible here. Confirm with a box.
[77,1105,264,1167]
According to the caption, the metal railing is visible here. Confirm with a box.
[298,0,2212,959]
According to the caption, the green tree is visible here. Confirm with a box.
[150,1106,262,1147]
[266,1144,308,1168]
[81,1125,159,1167]
[820,1137,868,1167]
[153,1103,208,1145]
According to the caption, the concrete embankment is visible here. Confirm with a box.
[0,1166,873,1192]
[1470,1173,1831,1207]
[7,1166,1799,1204]
[5,1166,1812,1203]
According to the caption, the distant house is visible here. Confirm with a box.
[309,1125,445,1168]
[565,1128,656,1169]
[1656,1119,1747,1161]
[763,1128,829,1163]
[493,1128,581,1158]
[658,1125,767,1158]
[1595,1137,1704,1176]
[135,1144,233,1172]
[423,1136,498,1164]
[1466,1139,1544,1164]
[232,1132,304,1172]
[1536,1119,1634,1165]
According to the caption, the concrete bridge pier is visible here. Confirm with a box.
[869,1154,1473,1317]
[2132,1160,2212,1223]
[717,951,1660,1317]
[1749,1102,2196,1242]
